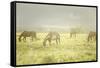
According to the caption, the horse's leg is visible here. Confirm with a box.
[92,34,95,41]
[92,36,95,41]
[31,36,33,41]
[70,33,72,38]
[43,41,46,47]
[18,36,21,42]
[87,35,90,42]
[23,37,26,42]
[58,38,60,44]
[75,34,76,38]
[43,39,47,47]
[56,39,58,45]
[23,37,24,42]
[49,39,51,46]
[25,37,26,42]
[23,37,25,42]
[90,36,93,41]
[88,37,90,42]
[88,36,92,42]
[94,36,96,41]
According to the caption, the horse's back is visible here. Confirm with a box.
[20,31,37,38]
[88,31,96,42]
[89,31,96,37]
[49,32,60,40]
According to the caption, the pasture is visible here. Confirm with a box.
[16,32,96,65]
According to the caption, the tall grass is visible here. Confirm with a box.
[16,32,96,65]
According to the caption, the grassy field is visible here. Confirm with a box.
[16,32,96,65]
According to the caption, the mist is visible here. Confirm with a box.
[16,3,96,32]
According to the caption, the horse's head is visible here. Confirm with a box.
[18,37,21,42]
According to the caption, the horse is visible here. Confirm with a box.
[18,31,37,42]
[43,32,60,46]
[70,31,77,38]
[87,31,96,42]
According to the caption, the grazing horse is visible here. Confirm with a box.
[18,31,37,42]
[87,31,96,42]
[70,31,77,38]
[43,32,60,46]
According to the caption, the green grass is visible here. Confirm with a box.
[16,32,96,65]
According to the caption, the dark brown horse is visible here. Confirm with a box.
[18,31,37,42]
[43,32,60,46]
[87,31,96,42]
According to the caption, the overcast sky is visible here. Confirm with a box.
[16,3,96,32]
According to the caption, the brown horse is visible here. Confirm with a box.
[70,31,77,38]
[18,31,37,42]
[43,32,60,46]
[87,31,96,42]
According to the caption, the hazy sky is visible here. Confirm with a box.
[16,3,96,32]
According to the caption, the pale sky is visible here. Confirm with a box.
[16,3,96,32]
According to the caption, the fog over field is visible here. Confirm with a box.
[16,3,96,32]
